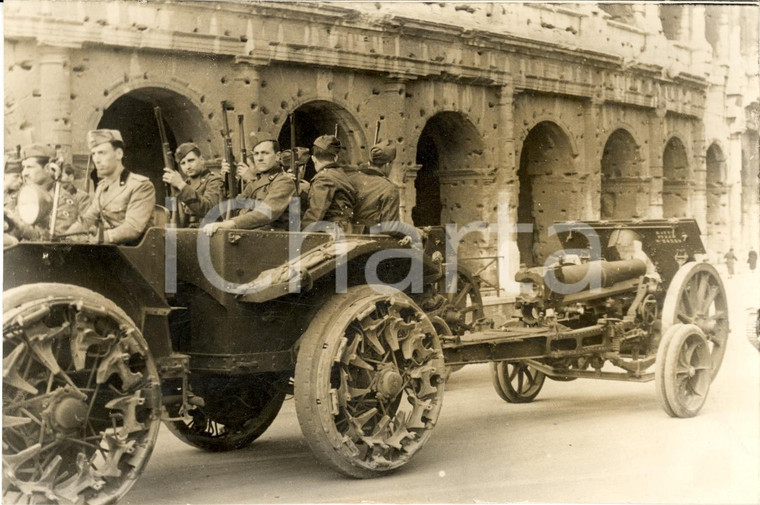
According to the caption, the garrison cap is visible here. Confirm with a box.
[86,129,123,150]
[5,157,22,174]
[279,147,310,167]
[370,139,397,165]
[175,142,201,163]
[21,143,55,161]
[313,135,341,156]
[249,132,278,150]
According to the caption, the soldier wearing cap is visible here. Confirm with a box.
[162,142,223,227]
[203,134,296,235]
[5,144,90,240]
[302,135,356,232]
[66,129,156,244]
[280,146,311,214]
[4,155,23,214]
[348,139,400,233]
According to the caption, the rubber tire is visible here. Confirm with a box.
[655,323,712,418]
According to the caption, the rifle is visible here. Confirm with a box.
[48,147,64,239]
[237,114,246,195]
[221,101,237,220]
[373,120,381,145]
[290,113,298,198]
[154,106,181,226]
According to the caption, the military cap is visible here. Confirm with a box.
[5,157,22,174]
[279,147,311,167]
[21,143,55,161]
[313,135,341,156]
[249,132,279,150]
[86,129,123,150]
[175,142,201,163]
[370,139,397,165]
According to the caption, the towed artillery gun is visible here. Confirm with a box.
[2,218,726,503]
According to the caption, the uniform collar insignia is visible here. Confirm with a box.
[119,168,131,186]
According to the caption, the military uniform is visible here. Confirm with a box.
[176,171,224,227]
[232,167,296,230]
[302,162,357,231]
[76,169,156,244]
[347,165,400,230]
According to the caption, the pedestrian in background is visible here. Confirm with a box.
[748,247,758,272]
[724,248,737,278]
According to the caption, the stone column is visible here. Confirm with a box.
[691,121,708,231]
[234,57,264,135]
[39,46,72,160]
[647,104,667,218]
[583,98,604,220]
[384,76,413,223]
[727,133,743,251]
[400,164,422,224]
[494,83,519,297]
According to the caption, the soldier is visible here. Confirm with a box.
[4,155,22,214]
[53,162,91,219]
[66,129,156,244]
[162,142,224,227]
[280,146,311,213]
[301,135,356,232]
[203,135,296,235]
[3,156,23,246]
[6,144,90,240]
[348,139,400,233]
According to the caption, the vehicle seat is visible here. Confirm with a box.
[153,204,170,228]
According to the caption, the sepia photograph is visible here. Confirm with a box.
[2,1,759,504]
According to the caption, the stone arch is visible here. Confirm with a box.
[276,99,367,181]
[705,142,728,253]
[600,128,647,219]
[517,120,577,266]
[660,4,685,41]
[662,136,691,218]
[412,111,486,226]
[95,85,215,205]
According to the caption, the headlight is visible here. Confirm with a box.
[17,185,52,225]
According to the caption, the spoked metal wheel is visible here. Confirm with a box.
[490,361,546,403]
[165,374,285,452]
[661,262,728,380]
[295,285,445,478]
[3,283,161,504]
[441,271,485,336]
[655,323,712,418]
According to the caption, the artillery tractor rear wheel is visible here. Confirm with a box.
[294,285,446,478]
[3,283,161,504]
[655,323,712,418]
[661,262,728,380]
[164,375,285,452]
[490,361,546,403]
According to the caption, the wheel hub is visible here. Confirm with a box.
[51,395,89,430]
[376,367,404,398]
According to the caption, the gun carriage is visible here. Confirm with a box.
[2,218,728,504]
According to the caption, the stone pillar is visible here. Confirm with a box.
[692,122,707,231]
[727,133,743,251]
[400,164,422,224]
[384,76,413,223]
[494,83,519,297]
[647,105,667,218]
[716,7,731,62]
[583,98,604,220]
[39,46,72,160]
[234,57,264,135]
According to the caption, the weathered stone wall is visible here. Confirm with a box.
[4,1,759,296]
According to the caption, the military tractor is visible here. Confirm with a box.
[2,218,728,504]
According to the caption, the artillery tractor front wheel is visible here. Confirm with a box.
[655,323,712,418]
[490,361,546,403]
[294,285,446,478]
[661,262,728,380]
[3,283,162,504]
